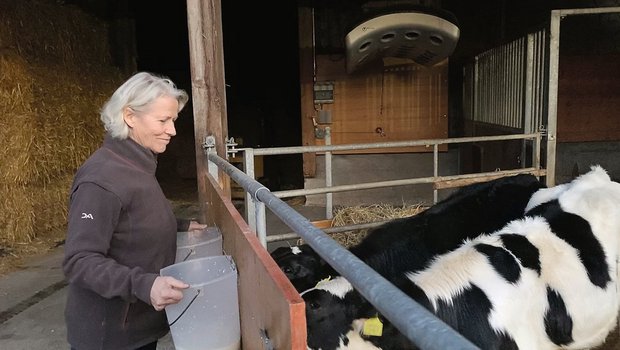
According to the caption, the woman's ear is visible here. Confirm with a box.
[123,107,136,128]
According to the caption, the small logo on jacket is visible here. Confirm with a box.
[81,213,94,219]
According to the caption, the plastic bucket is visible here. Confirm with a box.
[176,227,223,263]
[161,255,240,350]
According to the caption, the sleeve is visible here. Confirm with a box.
[176,218,190,231]
[62,182,157,304]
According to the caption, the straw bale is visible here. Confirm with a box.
[0,0,125,246]
[0,59,118,185]
[0,50,34,113]
[0,183,35,244]
[25,67,114,183]
[0,71,112,184]
[328,204,427,248]
[0,53,35,183]
[0,174,72,244]
[0,0,114,72]
[30,173,73,236]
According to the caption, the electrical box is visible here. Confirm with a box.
[313,81,334,104]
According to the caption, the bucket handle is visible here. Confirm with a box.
[168,288,201,327]
[180,248,194,262]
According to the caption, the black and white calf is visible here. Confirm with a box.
[306,166,620,349]
[304,173,545,349]
[270,244,329,292]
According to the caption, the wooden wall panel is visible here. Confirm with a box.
[557,54,620,142]
[303,55,449,154]
[204,173,306,349]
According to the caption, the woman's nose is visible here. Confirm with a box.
[166,121,176,136]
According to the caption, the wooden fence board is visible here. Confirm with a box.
[204,173,306,349]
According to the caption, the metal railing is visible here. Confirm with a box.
[234,131,544,246]
[466,30,549,132]
[206,150,479,350]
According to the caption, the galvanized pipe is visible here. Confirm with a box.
[249,133,540,156]
[272,167,545,199]
[256,201,267,247]
[325,127,333,219]
[244,148,256,231]
[207,152,479,350]
[547,10,560,187]
[433,144,438,203]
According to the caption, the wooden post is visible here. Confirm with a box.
[298,6,317,178]
[186,0,230,222]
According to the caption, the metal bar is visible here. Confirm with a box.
[534,133,541,172]
[516,39,524,129]
[534,29,545,134]
[523,34,535,132]
[251,133,541,156]
[433,144,438,203]
[275,177,436,198]
[207,152,479,350]
[325,127,333,219]
[244,148,256,230]
[207,147,219,181]
[523,33,535,165]
[546,10,561,187]
[473,56,480,124]
[256,201,267,248]
[273,167,546,198]
[555,6,620,16]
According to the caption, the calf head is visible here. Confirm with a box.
[271,244,327,292]
[303,277,375,350]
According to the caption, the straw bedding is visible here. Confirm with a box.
[0,0,124,273]
[318,204,426,248]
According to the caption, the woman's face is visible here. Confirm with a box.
[124,95,179,154]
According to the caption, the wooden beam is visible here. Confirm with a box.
[298,6,317,178]
[433,169,547,190]
[186,0,230,222]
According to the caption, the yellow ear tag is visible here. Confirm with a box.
[362,316,383,337]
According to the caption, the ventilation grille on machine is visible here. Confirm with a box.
[345,11,460,73]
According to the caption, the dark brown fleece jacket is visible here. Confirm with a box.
[63,134,189,350]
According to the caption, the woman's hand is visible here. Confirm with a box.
[188,220,207,232]
[150,276,189,311]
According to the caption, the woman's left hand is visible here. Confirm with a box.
[150,276,189,311]
[188,220,207,231]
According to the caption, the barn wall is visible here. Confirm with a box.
[298,5,450,178]
[307,55,449,153]
[555,141,620,184]
[557,54,620,142]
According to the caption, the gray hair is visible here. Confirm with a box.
[100,72,189,139]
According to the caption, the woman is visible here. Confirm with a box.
[63,72,206,350]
